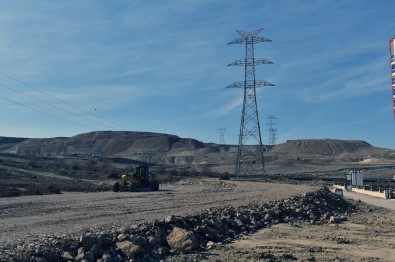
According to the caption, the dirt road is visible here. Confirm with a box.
[0,179,315,248]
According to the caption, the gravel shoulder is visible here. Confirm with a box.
[0,179,315,248]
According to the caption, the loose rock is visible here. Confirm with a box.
[166,227,198,253]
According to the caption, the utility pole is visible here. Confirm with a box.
[266,115,277,146]
[218,127,227,144]
[226,28,274,180]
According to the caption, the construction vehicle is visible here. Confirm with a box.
[112,165,160,192]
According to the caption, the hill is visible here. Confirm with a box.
[1,131,395,175]
[7,131,205,157]
[271,139,371,155]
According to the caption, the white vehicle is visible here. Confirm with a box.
[334,188,344,197]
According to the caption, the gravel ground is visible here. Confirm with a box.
[0,179,315,249]
[163,200,395,262]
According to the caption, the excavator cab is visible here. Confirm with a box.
[112,165,159,192]
[135,165,149,184]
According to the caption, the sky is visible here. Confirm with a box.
[0,0,395,149]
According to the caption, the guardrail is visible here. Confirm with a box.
[333,184,393,199]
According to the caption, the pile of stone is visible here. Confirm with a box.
[3,186,353,262]
[176,179,235,189]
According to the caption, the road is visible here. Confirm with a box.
[343,190,395,211]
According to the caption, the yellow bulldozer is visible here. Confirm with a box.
[112,165,160,192]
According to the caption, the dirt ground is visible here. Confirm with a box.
[164,199,395,262]
[2,178,393,262]
[0,179,315,250]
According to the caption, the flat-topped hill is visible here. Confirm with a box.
[270,139,372,155]
[1,131,394,174]
[1,131,205,157]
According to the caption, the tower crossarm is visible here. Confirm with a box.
[226,80,274,88]
[236,28,263,37]
[227,58,273,66]
[256,80,275,87]
[227,37,272,45]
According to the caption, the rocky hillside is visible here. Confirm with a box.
[0,131,236,169]
[7,131,206,157]
[1,131,394,174]
[271,139,372,156]
[0,137,27,152]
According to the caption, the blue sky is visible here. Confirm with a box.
[0,0,395,149]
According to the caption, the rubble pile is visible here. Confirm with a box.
[175,179,235,189]
[2,186,354,262]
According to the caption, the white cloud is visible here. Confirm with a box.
[300,57,389,103]
[1,0,395,147]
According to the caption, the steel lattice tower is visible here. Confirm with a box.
[218,127,227,144]
[227,28,274,179]
[266,115,277,146]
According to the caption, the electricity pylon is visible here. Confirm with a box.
[218,127,227,144]
[226,28,274,180]
[266,115,277,146]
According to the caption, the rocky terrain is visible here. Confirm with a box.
[165,200,395,262]
[0,183,356,262]
[1,131,395,261]
[1,131,395,176]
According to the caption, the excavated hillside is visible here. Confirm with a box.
[0,137,27,152]
[270,139,372,156]
[0,131,236,170]
[1,131,206,157]
[1,131,395,174]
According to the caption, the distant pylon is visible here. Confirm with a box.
[218,128,227,144]
[226,28,274,180]
[266,115,277,146]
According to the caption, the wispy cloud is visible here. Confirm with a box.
[202,96,243,118]
[1,0,395,147]
[299,57,389,103]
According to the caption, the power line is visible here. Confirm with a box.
[0,70,129,130]
[0,96,94,129]
[0,81,115,130]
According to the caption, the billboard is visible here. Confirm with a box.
[390,37,395,118]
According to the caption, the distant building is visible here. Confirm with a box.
[345,170,363,190]
[390,37,395,118]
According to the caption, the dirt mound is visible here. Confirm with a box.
[270,139,372,156]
